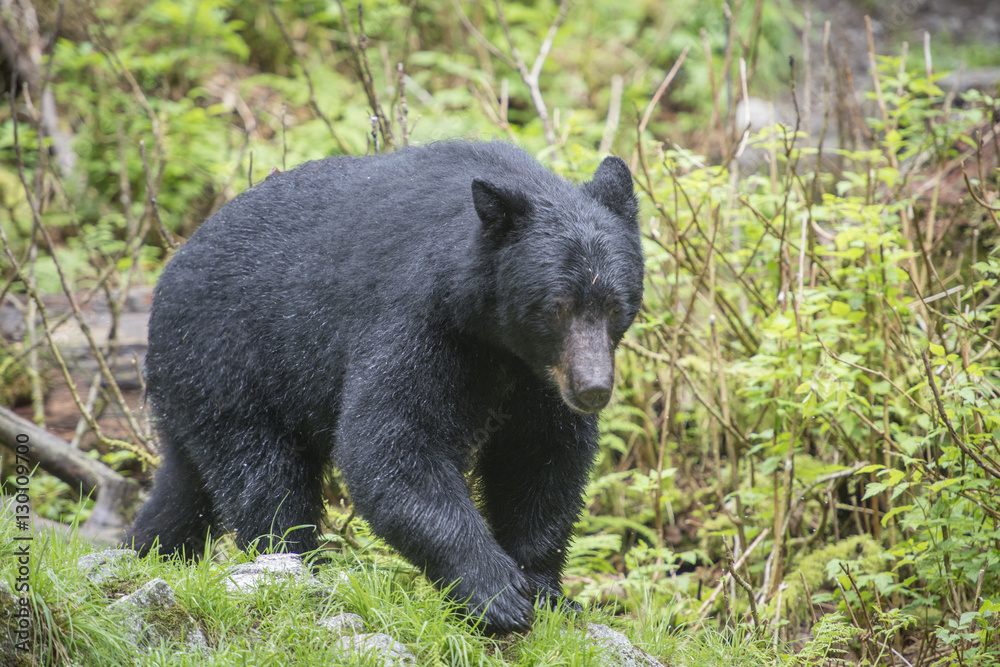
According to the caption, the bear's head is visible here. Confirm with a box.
[472,156,644,414]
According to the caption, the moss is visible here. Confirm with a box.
[0,352,33,408]
[0,583,37,667]
[144,604,204,646]
[779,535,887,620]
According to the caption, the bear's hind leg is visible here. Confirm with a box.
[200,422,327,555]
[126,438,214,558]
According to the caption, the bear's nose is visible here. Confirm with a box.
[575,384,612,412]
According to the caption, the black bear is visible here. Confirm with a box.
[127,141,643,633]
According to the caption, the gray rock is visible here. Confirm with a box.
[318,612,367,636]
[308,584,343,603]
[733,96,794,133]
[111,578,207,652]
[939,67,1000,95]
[332,632,416,667]
[0,580,14,604]
[0,300,24,342]
[586,623,661,667]
[77,549,136,584]
[225,553,314,593]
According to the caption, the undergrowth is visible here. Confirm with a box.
[1,1,999,665]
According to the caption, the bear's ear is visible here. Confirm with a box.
[472,178,532,240]
[582,156,638,222]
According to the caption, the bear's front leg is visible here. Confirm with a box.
[476,379,598,611]
[333,348,537,634]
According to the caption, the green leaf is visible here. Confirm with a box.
[929,478,962,493]
[881,504,914,527]
[870,381,891,395]
[882,469,906,486]
[863,482,887,500]
[959,611,979,628]
[830,301,851,317]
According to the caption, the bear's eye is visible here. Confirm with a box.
[605,300,626,319]
[544,301,571,320]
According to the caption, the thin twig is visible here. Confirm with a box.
[694,528,770,624]
[962,168,1000,232]
[638,46,690,139]
[839,563,881,662]
[140,140,177,250]
[699,29,727,161]
[346,2,395,149]
[725,537,760,628]
[729,58,751,163]
[528,0,569,85]
[922,349,1000,481]
[396,63,410,147]
[673,360,753,454]
[0,222,155,463]
[268,2,351,153]
[448,0,515,68]
[492,0,569,146]
[8,98,152,453]
[599,74,623,153]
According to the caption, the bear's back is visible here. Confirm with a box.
[201,141,557,240]
[145,142,565,426]
[161,142,565,290]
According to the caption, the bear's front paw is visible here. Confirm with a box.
[526,573,582,613]
[537,590,582,613]
[460,568,535,635]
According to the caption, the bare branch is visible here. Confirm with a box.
[335,1,395,150]
[0,405,135,501]
[725,537,760,628]
[922,350,1000,481]
[529,0,570,84]
[599,74,623,153]
[396,63,410,147]
[448,0,514,68]
[492,0,569,146]
[140,140,178,250]
[638,46,690,139]
[0,405,140,533]
[268,2,351,154]
[0,0,76,175]
[693,528,770,624]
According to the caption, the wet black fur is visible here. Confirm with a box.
[127,141,644,633]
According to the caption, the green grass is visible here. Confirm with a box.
[0,518,683,666]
